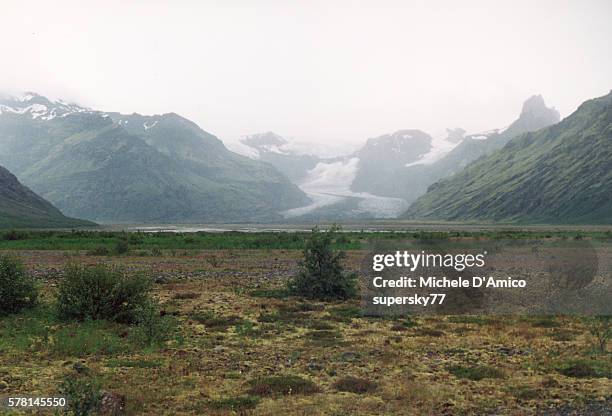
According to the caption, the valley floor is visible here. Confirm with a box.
[1,247,610,415]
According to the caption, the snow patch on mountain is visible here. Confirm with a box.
[143,120,158,130]
[0,92,90,120]
[225,139,261,159]
[405,137,459,167]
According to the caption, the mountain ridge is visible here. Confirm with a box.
[0,93,309,223]
[0,164,93,228]
[403,91,612,223]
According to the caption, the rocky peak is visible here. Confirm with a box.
[519,95,560,123]
[445,128,466,143]
[242,132,288,148]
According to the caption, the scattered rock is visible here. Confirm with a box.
[307,361,324,371]
[73,362,90,374]
[340,351,360,362]
[99,391,126,416]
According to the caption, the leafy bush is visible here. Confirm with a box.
[130,302,177,347]
[114,239,129,255]
[287,225,357,300]
[57,264,151,323]
[0,255,38,316]
[59,374,102,416]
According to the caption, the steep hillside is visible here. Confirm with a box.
[0,165,93,228]
[404,91,612,223]
[0,93,309,223]
[372,96,561,202]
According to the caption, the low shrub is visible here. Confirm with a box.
[0,254,38,316]
[56,264,151,323]
[190,311,246,331]
[247,375,318,396]
[530,317,560,328]
[557,359,611,378]
[130,302,177,347]
[208,395,260,410]
[509,386,543,401]
[59,373,102,416]
[333,376,378,394]
[114,239,129,255]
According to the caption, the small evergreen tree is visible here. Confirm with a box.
[288,225,357,300]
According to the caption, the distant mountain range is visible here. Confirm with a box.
[0,93,309,224]
[236,95,562,221]
[1,90,608,226]
[403,91,612,223]
[0,164,92,228]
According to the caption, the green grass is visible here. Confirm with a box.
[0,305,138,359]
[52,321,132,357]
[0,229,610,251]
[207,395,260,410]
[247,375,319,396]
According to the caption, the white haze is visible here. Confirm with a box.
[1,0,611,149]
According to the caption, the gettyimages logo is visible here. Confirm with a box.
[360,238,609,316]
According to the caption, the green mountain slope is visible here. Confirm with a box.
[0,93,309,223]
[0,165,93,228]
[369,96,561,202]
[403,91,612,223]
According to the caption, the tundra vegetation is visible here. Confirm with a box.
[0,229,610,415]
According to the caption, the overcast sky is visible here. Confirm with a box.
[1,0,610,149]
